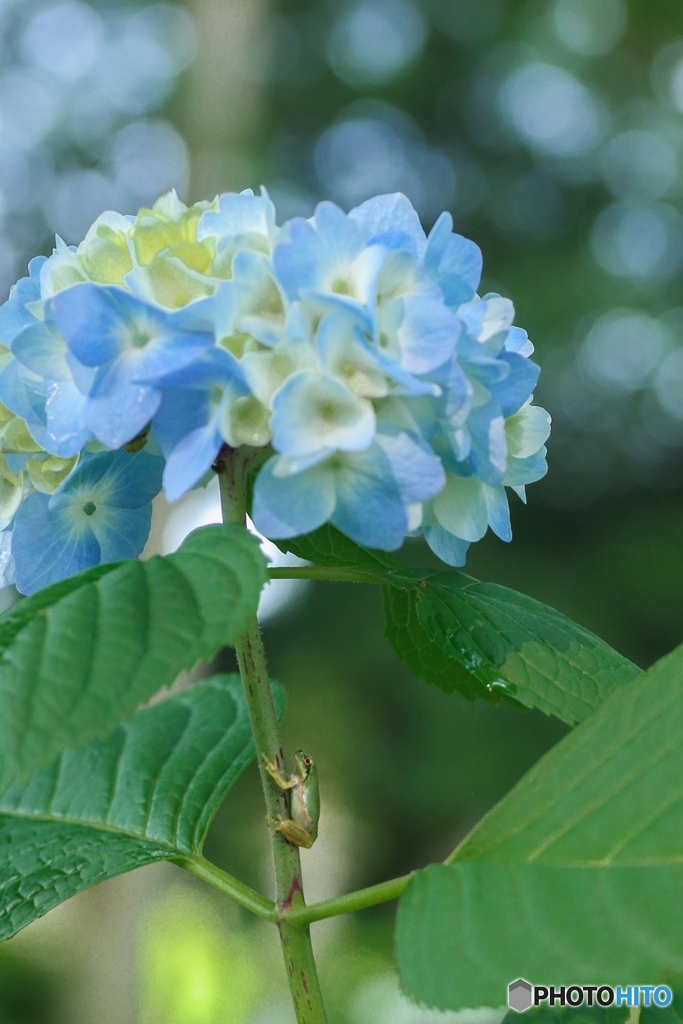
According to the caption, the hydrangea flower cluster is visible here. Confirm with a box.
[0,189,550,595]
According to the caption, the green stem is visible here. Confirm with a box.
[174,854,276,921]
[284,872,414,928]
[217,446,329,1024]
[268,566,386,585]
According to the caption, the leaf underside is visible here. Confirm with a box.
[0,673,285,942]
[396,644,683,1011]
[0,524,267,785]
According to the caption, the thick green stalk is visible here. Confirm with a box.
[217,446,329,1024]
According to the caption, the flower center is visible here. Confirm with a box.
[131,329,152,348]
[82,501,96,516]
[317,400,339,422]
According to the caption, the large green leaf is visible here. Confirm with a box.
[395,644,683,1011]
[383,569,640,725]
[0,524,267,784]
[0,673,284,941]
[396,862,683,1011]
[274,523,401,572]
[452,642,683,866]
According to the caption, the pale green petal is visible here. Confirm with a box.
[505,403,551,458]
[0,455,22,530]
[77,211,134,285]
[222,395,272,448]
[242,340,317,407]
[3,417,44,454]
[433,472,488,542]
[26,454,78,494]
[131,193,216,273]
[125,258,216,309]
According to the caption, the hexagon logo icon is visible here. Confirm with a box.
[508,978,533,1012]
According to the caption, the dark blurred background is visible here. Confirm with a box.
[1,0,682,1020]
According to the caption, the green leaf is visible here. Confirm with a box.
[0,524,267,784]
[276,528,637,724]
[383,569,640,725]
[382,582,480,700]
[274,523,401,572]
[0,673,284,941]
[396,862,683,1011]
[452,642,683,866]
[395,644,683,1011]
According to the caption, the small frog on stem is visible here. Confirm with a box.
[263,750,320,849]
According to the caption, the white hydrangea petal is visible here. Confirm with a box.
[270,370,376,458]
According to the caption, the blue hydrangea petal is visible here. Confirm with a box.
[0,528,15,589]
[66,350,97,396]
[15,450,162,592]
[274,204,366,301]
[421,212,482,307]
[0,360,44,424]
[149,347,244,391]
[127,331,213,383]
[152,350,247,500]
[13,492,101,595]
[49,284,146,366]
[162,422,223,503]
[252,455,336,538]
[504,325,534,357]
[348,193,427,255]
[11,321,72,381]
[381,289,459,376]
[354,329,440,397]
[459,344,510,386]
[423,523,470,566]
[167,296,216,334]
[330,446,407,550]
[0,256,44,348]
[91,505,154,563]
[484,484,512,542]
[490,352,541,418]
[467,402,507,487]
[458,295,515,344]
[503,448,548,487]
[215,251,287,350]
[197,188,277,261]
[43,380,93,457]
[375,428,445,504]
[0,361,53,451]
[4,456,27,474]
[441,360,474,428]
[84,360,161,448]
[153,389,209,457]
[316,312,388,399]
[62,449,163,509]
